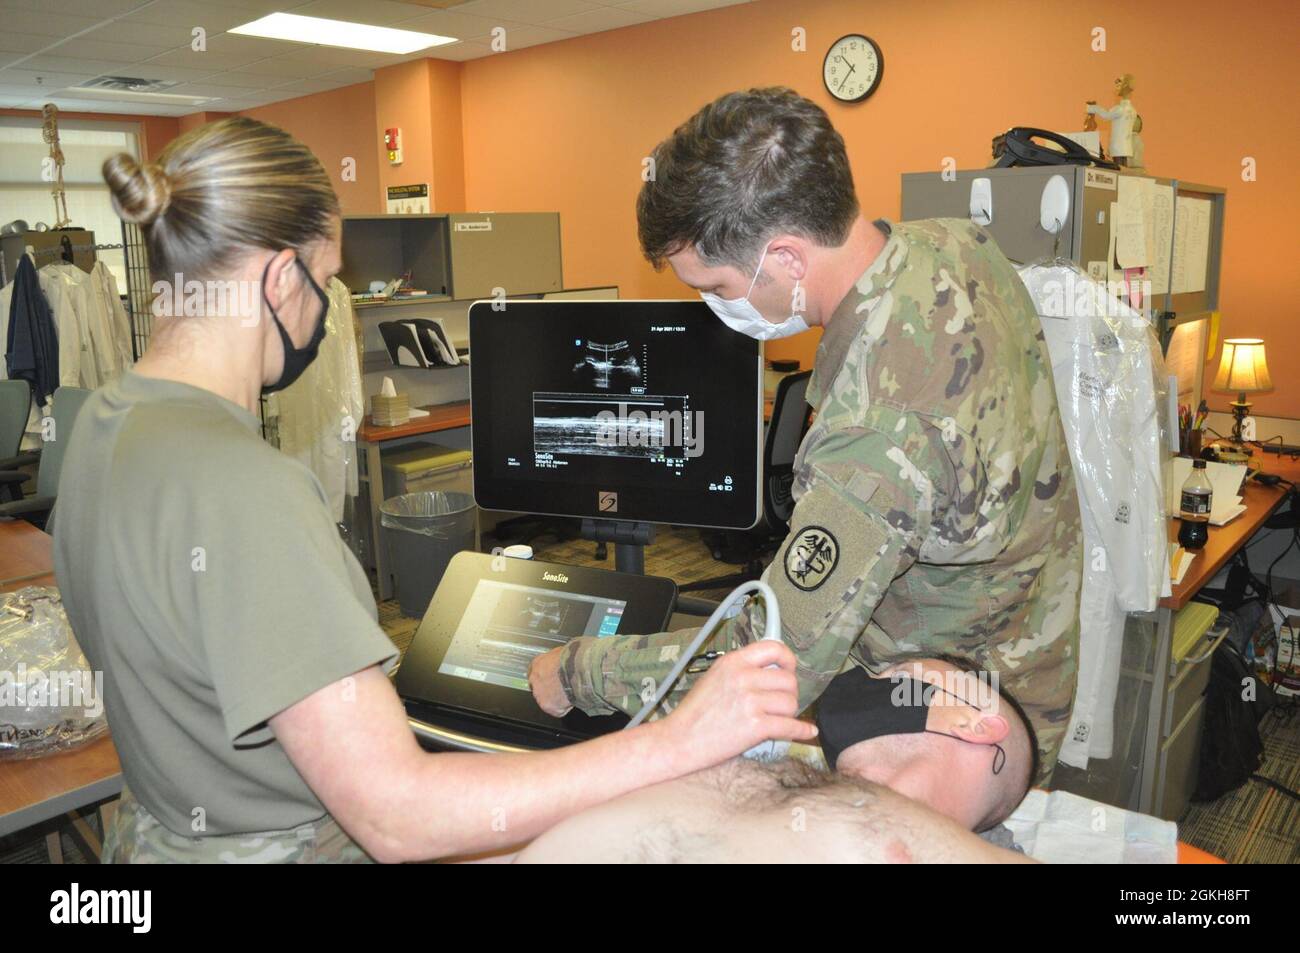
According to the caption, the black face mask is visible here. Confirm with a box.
[261,255,328,394]
[815,666,1006,775]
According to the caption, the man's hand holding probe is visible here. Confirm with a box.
[529,640,816,767]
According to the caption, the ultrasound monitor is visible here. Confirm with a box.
[469,300,762,529]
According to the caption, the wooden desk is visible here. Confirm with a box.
[357,400,472,599]
[0,519,54,587]
[0,533,124,846]
[1138,452,1300,816]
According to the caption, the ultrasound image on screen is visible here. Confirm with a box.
[439,580,626,691]
[573,340,643,390]
[532,394,691,461]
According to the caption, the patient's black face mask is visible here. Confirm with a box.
[814,667,1006,775]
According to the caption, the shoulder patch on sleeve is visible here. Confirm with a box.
[768,482,892,652]
[784,525,840,592]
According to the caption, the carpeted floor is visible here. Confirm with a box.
[1176,704,1300,863]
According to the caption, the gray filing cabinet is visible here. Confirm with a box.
[900,166,1226,331]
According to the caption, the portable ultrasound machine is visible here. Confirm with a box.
[396,300,771,753]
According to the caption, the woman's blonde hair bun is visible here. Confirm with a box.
[103,154,173,226]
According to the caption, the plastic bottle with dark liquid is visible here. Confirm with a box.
[1178,459,1213,551]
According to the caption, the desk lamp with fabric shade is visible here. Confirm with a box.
[1212,338,1271,456]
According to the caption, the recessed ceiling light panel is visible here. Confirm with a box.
[229,13,458,54]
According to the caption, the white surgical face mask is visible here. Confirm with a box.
[700,243,810,340]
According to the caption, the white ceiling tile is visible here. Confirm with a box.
[0,33,55,56]
[544,6,655,33]
[0,83,47,98]
[489,24,578,51]
[391,10,522,41]
[425,39,492,61]
[0,68,98,89]
[166,81,266,98]
[455,0,601,24]
[220,56,326,79]
[123,1,264,33]
[143,33,285,70]
[85,20,200,48]
[193,70,292,89]
[220,0,306,11]
[273,46,398,70]
[0,0,151,17]
[0,10,105,39]
[46,37,176,63]
[615,0,748,15]
[13,55,134,76]
[106,62,224,83]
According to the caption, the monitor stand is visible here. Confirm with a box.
[580,518,655,575]
[581,518,719,617]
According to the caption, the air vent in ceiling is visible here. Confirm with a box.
[77,76,181,93]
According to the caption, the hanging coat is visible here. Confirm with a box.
[5,255,59,406]
[1018,262,1168,768]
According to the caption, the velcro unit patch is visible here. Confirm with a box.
[770,482,890,651]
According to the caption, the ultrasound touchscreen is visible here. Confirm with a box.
[437,579,627,691]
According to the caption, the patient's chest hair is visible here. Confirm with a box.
[623,759,912,863]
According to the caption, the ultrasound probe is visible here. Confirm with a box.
[624,580,790,761]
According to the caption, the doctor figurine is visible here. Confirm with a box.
[1085,73,1137,167]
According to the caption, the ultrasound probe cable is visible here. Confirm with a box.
[625,581,788,759]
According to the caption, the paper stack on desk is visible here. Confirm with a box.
[1167,457,1248,526]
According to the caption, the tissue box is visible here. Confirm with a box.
[371,393,410,427]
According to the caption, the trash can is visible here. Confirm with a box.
[380,490,477,618]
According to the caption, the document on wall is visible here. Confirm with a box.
[1164,318,1207,407]
[1114,177,1149,269]
[1135,179,1174,298]
[387,183,431,214]
[1171,196,1212,295]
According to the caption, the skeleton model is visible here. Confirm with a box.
[42,104,72,228]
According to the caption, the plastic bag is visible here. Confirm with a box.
[0,586,107,760]
[265,278,366,522]
[380,490,476,539]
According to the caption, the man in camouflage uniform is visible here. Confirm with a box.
[530,88,1082,784]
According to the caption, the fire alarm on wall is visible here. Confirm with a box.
[385,127,403,166]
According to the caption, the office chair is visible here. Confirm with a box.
[0,386,91,529]
[678,370,813,593]
[0,379,34,503]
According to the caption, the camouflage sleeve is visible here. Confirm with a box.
[558,417,952,717]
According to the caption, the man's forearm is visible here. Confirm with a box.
[559,622,743,716]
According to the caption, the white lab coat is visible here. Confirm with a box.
[266,278,365,523]
[1017,263,1168,768]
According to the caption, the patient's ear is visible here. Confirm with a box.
[948,712,1010,747]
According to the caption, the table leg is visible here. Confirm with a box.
[364,439,391,601]
[45,830,63,864]
[1138,606,1174,815]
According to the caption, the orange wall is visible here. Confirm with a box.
[457,0,1300,418]
[1,109,180,160]
[177,110,232,134]
[240,83,381,216]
